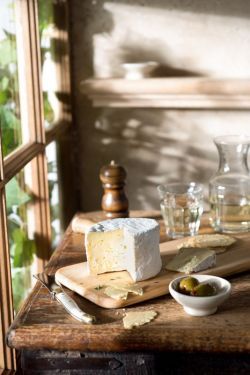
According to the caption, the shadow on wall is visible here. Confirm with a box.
[84,1,209,79]
[93,109,216,210]
[109,0,250,19]
[71,0,250,213]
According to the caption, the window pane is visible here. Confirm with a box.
[38,0,68,128]
[46,141,62,249]
[39,0,56,127]
[0,0,22,157]
[6,161,38,313]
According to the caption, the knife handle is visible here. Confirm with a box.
[56,292,95,324]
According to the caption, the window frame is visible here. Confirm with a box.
[0,0,73,370]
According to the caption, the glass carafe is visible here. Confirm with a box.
[209,135,250,233]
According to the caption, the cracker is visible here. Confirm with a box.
[177,234,236,253]
[123,311,157,329]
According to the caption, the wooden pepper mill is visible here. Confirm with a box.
[100,160,129,218]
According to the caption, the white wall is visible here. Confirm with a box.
[71,0,250,212]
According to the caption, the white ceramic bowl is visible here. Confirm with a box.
[121,62,158,80]
[169,274,231,317]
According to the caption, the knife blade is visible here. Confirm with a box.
[34,273,96,324]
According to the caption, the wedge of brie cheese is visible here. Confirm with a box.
[85,218,162,282]
[166,247,216,274]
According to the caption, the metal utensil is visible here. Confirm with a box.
[34,273,96,324]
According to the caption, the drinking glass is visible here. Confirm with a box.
[157,182,203,239]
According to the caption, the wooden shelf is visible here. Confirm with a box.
[80,77,250,109]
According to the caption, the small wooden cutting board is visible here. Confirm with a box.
[55,233,250,308]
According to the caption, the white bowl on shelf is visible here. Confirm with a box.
[121,61,158,80]
[169,274,231,317]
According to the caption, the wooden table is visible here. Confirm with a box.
[7,211,250,374]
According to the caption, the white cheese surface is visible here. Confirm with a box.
[85,218,162,282]
[88,218,159,234]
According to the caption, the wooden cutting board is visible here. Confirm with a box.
[55,233,250,308]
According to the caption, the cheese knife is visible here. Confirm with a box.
[34,273,96,324]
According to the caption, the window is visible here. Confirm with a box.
[0,0,73,370]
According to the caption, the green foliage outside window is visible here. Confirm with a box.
[0,14,35,311]
[1,4,50,311]
[0,0,61,311]
[0,29,22,157]
[7,176,36,312]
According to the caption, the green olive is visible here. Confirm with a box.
[178,277,199,294]
[191,283,215,297]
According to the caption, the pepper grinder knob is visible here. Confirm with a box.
[100,160,129,218]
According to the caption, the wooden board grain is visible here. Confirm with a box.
[55,233,250,309]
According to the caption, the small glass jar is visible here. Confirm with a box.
[209,135,250,233]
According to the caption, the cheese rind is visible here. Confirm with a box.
[85,218,162,282]
[166,247,216,274]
